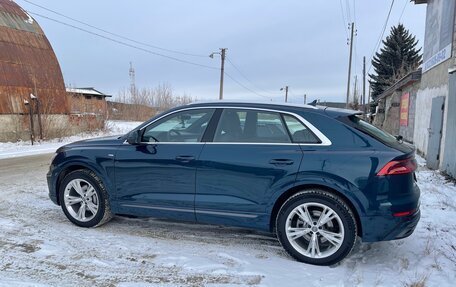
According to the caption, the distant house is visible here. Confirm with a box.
[67,87,111,117]
[66,87,111,130]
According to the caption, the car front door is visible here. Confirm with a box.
[114,108,216,221]
[195,108,318,230]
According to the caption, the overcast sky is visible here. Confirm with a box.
[16,0,426,103]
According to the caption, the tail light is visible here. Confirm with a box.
[393,210,414,217]
[377,157,417,176]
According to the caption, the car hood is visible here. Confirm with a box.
[57,135,124,151]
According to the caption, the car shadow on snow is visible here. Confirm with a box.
[100,215,289,256]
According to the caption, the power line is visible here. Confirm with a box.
[353,0,356,24]
[345,0,352,23]
[368,0,395,73]
[28,11,218,70]
[351,0,359,79]
[225,56,279,96]
[398,0,408,23]
[224,72,270,100]
[20,0,208,58]
[25,7,271,100]
[339,0,349,40]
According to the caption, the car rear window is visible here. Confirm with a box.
[343,115,398,146]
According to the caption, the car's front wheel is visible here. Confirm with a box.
[276,189,357,266]
[59,169,113,227]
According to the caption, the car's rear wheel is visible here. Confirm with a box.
[276,189,357,265]
[59,169,113,227]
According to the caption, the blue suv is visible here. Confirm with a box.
[47,101,420,265]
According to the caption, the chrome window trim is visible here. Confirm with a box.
[135,106,332,146]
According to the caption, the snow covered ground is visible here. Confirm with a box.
[0,120,141,160]
[0,126,455,286]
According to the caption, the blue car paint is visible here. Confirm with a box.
[114,143,205,222]
[47,102,420,242]
[195,143,303,230]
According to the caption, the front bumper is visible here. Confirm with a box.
[47,167,59,205]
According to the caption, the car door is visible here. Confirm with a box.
[114,108,216,222]
[195,108,311,230]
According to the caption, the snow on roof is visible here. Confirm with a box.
[66,87,111,97]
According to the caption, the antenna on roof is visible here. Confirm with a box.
[309,99,318,106]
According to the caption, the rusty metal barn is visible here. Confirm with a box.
[0,0,71,141]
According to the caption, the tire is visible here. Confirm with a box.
[58,169,113,228]
[276,189,357,266]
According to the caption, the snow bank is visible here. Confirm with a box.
[0,120,141,159]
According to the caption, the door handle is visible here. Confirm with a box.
[175,155,195,162]
[269,159,294,166]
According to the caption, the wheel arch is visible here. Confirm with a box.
[269,184,363,237]
[54,162,109,205]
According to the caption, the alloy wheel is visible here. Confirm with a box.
[63,179,99,222]
[285,202,344,259]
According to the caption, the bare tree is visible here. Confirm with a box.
[112,83,194,120]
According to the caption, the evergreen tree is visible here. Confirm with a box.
[369,24,422,99]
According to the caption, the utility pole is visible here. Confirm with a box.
[24,99,34,145]
[210,48,227,100]
[353,75,358,109]
[363,56,366,116]
[219,48,226,100]
[31,93,43,140]
[346,22,355,108]
[129,62,136,98]
[280,86,289,102]
[32,75,43,139]
[367,85,372,120]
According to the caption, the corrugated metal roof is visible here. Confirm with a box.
[0,0,68,114]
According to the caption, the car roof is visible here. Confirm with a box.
[184,100,362,118]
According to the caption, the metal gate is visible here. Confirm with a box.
[426,96,445,170]
[443,72,456,178]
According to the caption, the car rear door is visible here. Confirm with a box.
[195,108,306,230]
[114,108,216,222]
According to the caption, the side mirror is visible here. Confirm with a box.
[395,135,403,142]
[126,130,141,145]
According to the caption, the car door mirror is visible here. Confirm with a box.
[126,130,141,145]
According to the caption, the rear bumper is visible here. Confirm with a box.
[387,209,420,240]
[361,178,420,242]
[361,208,420,242]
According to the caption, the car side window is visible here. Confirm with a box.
[213,109,291,143]
[142,109,215,142]
[282,114,321,144]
